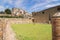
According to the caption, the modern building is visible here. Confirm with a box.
[32,5,60,23]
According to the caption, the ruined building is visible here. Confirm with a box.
[11,8,26,16]
[32,5,60,23]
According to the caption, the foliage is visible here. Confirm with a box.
[5,9,11,14]
[0,16,24,18]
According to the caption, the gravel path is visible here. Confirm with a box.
[3,22,17,40]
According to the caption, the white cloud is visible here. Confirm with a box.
[51,0,59,1]
[30,0,60,12]
[0,0,60,12]
[14,0,25,8]
[0,5,12,11]
[46,0,59,2]
[46,5,55,8]
[45,3,60,8]
[0,0,25,9]
[0,0,26,11]
[3,0,13,4]
[0,6,5,11]
[31,0,59,9]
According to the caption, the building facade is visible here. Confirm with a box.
[32,5,60,23]
[11,8,25,16]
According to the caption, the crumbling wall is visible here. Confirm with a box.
[0,19,6,40]
[2,18,32,24]
[0,18,32,40]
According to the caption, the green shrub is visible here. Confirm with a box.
[0,16,24,18]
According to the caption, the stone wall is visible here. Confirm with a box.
[0,18,32,24]
[0,18,32,40]
[0,19,6,40]
[32,6,59,23]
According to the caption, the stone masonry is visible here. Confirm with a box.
[0,18,32,40]
[32,5,60,23]
[0,19,6,40]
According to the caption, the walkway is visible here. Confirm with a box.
[3,21,16,40]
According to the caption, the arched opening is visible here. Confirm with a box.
[32,19,35,23]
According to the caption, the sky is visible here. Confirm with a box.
[0,0,60,13]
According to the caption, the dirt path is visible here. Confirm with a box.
[3,22,17,40]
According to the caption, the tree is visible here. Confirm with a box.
[5,9,11,14]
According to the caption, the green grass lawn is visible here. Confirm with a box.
[11,24,52,40]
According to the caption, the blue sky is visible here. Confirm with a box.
[0,0,60,13]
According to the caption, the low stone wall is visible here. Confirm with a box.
[0,19,6,40]
[0,18,32,24]
[0,18,32,40]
